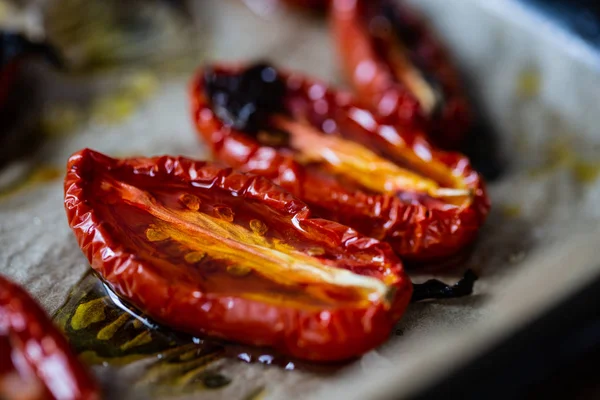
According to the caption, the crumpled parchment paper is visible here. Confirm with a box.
[1,0,600,399]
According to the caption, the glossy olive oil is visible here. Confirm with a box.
[54,271,233,395]
[53,271,341,396]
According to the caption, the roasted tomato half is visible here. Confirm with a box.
[64,149,412,362]
[190,63,489,266]
[331,0,472,148]
[0,275,100,400]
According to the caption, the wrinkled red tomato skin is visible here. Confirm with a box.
[64,149,412,362]
[331,0,471,148]
[0,275,100,400]
[190,65,489,266]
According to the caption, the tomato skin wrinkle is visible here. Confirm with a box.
[64,149,412,362]
[190,63,490,267]
[331,0,472,149]
[0,275,100,400]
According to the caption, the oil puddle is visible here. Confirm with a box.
[54,271,342,396]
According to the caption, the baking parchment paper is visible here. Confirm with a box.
[1,0,600,399]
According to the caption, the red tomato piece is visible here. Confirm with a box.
[331,0,472,148]
[0,275,100,400]
[190,63,489,266]
[64,149,412,361]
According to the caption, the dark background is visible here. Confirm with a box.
[524,0,600,48]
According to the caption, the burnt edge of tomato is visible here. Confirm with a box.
[204,62,287,134]
[64,148,413,362]
[0,274,100,400]
[411,270,478,302]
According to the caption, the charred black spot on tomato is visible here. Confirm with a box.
[204,62,288,138]
[411,270,478,302]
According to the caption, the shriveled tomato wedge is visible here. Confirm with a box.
[331,0,472,148]
[64,149,412,361]
[190,63,489,266]
[0,275,100,400]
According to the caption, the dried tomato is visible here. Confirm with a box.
[64,149,412,362]
[331,0,472,148]
[0,275,100,400]
[190,63,489,266]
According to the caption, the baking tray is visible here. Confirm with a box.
[1,0,599,399]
